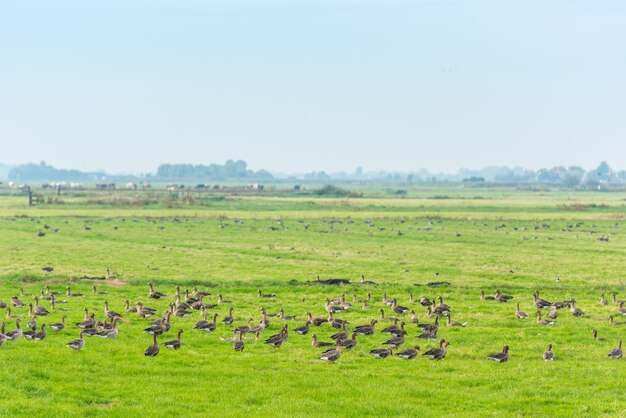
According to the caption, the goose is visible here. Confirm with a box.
[533,291,553,309]
[592,329,605,341]
[613,293,625,305]
[418,316,439,333]
[359,274,376,285]
[164,329,184,349]
[328,312,349,329]
[258,289,276,298]
[568,301,584,317]
[325,299,345,314]
[408,310,419,324]
[49,316,67,332]
[144,334,160,356]
[480,290,495,301]
[339,333,358,350]
[382,335,405,349]
[379,309,398,322]
[392,300,409,315]
[306,312,327,327]
[0,300,5,309]
[609,315,626,326]
[338,295,352,310]
[234,331,245,352]
[184,289,199,304]
[174,306,192,318]
[362,302,374,310]
[446,315,466,327]
[547,306,558,320]
[39,290,52,301]
[494,289,513,302]
[330,323,349,341]
[82,323,101,337]
[264,326,287,348]
[234,318,253,334]
[353,292,371,303]
[45,285,61,296]
[222,308,235,325]
[396,345,420,360]
[5,307,19,320]
[382,293,395,306]
[144,313,171,335]
[66,330,85,351]
[124,300,137,313]
[192,287,211,298]
[425,306,437,319]
[409,291,417,303]
[217,294,231,304]
[600,294,609,306]
[618,302,626,316]
[381,318,400,334]
[318,340,342,363]
[423,339,450,360]
[26,311,37,329]
[197,313,218,332]
[536,311,556,326]
[136,302,157,318]
[11,296,25,308]
[419,297,433,307]
[92,285,107,295]
[311,334,334,348]
[98,317,119,338]
[0,322,6,347]
[33,297,50,316]
[104,301,123,320]
[148,283,166,299]
[487,345,510,362]
[66,286,84,297]
[6,319,22,341]
[389,322,407,338]
[279,308,296,321]
[417,329,437,340]
[32,324,46,341]
[515,303,528,319]
[370,348,393,359]
[433,297,450,316]
[608,340,623,359]
[294,322,311,335]
[174,293,190,310]
[353,320,377,336]
[76,309,96,328]
[190,296,210,310]
[543,344,554,361]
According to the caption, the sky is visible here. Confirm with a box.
[1,0,625,175]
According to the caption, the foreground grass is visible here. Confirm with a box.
[0,191,624,417]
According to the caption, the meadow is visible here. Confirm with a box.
[0,186,624,417]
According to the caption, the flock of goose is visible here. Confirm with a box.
[0,278,624,363]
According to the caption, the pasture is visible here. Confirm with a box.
[0,187,624,417]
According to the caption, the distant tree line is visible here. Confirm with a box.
[8,161,105,181]
[152,160,273,181]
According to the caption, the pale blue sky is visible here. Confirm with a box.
[1,0,625,174]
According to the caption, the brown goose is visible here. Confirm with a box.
[569,300,584,317]
[389,322,407,338]
[164,329,184,349]
[494,289,513,303]
[311,334,334,348]
[382,335,405,349]
[480,290,495,301]
[379,309,398,322]
[600,293,609,306]
[609,315,626,326]
[279,308,296,321]
[76,309,96,328]
[92,285,107,295]
[136,302,157,318]
[446,315,466,327]
[396,345,420,360]
[264,325,287,348]
[547,306,558,320]
[144,334,159,356]
[66,286,83,297]
[592,329,605,341]
[409,310,419,324]
[359,274,376,285]
[319,340,341,362]
[196,313,218,332]
[339,333,358,350]
[125,300,137,313]
[294,321,310,335]
[423,339,449,360]
[217,294,231,304]
[533,291,553,309]
[608,340,623,359]
[328,312,349,329]
[618,302,626,316]
[11,296,25,308]
[420,297,433,307]
[184,289,199,304]
[192,287,211,298]
[433,296,450,316]
[536,311,556,326]
[104,301,123,320]
[148,283,166,299]
[33,324,46,341]
[5,307,19,320]
[515,303,528,319]
[98,317,119,339]
[49,316,67,332]
[66,330,85,351]
[330,323,348,341]
[382,293,395,306]
[222,308,235,325]
[0,322,7,347]
[381,318,400,334]
[370,348,393,359]
[353,320,377,336]
[306,312,327,327]
[418,316,439,333]
[543,344,554,361]
[234,318,253,334]
[325,299,345,314]
[613,293,625,305]
[392,300,409,315]
[487,345,510,362]
[234,331,245,352]
[258,289,276,298]
[6,319,22,341]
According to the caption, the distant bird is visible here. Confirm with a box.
[66,330,85,351]
[148,283,166,299]
[422,339,450,360]
[234,331,245,352]
[164,330,184,350]
[144,334,160,356]
[311,334,333,348]
[370,348,393,359]
[608,340,623,359]
[49,316,67,333]
[41,267,53,274]
[536,311,556,326]
[592,329,605,341]
[487,346,510,363]
[258,289,276,298]
[319,340,341,362]
[543,344,554,361]
[515,303,528,319]
[396,346,420,360]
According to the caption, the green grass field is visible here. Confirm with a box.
[0,188,624,417]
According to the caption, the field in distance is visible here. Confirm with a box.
[0,187,624,417]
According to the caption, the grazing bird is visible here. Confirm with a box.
[144,334,160,356]
[609,315,626,326]
[234,331,245,352]
[382,335,405,349]
[392,300,410,315]
[495,289,513,303]
[217,294,231,304]
[480,290,495,301]
[319,340,341,362]
[359,274,376,285]
[536,311,556,326]
[547,306,558,320]
[370,348,393,359]
[600,293,609,306]
[543,344,554,361]
[66,286,83,297]
[32,324,46,341]
[339,333,358,350]
[195,313,218,333]
[258,289,276,298]
[11,296,25,308]
[533,291,553,309]
[66,330,85,351]
[515,303,528,319]
[353,320,377,336]
[33,297,50,316]
[306,312,327,327]
[423,339,450,360]
[330,323,348,341]
[379,309,398,322]
[487,346,510,363]
[569,300,584,317]
[92,285,107,295]
[104,301,123,320]
[446,315,466,327]
[608,340,623,359]
[222,308,235,325]
[396,346,420,360]
[264,325,288,348]
[234,318,253,334]
[279,308,296,321]
[6,319,22,341]
[164,330,184,350]
[618,302,626,316]
[294,322,310,335]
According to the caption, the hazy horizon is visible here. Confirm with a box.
[2,1,625,174]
